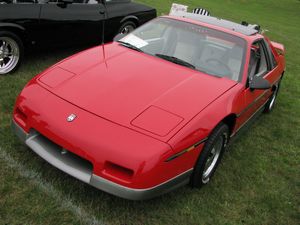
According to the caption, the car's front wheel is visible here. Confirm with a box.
[0,31,23,75]
[190,122,229,188]
[118,21,136,35]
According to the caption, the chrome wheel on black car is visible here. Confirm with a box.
[0,31,23,75]
[119,21,136,35]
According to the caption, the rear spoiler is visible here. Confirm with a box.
[271,41,285,55]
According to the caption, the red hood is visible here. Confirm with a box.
[37,43,237,140]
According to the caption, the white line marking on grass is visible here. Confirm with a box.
[0,147,106,225]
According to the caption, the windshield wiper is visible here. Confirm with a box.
[155,54,195,69]
[118,41,143,52]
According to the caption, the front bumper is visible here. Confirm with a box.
[12,120,193,200]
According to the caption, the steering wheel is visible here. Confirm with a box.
[206,58,232,78]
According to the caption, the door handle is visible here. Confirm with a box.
[99,9,106,15]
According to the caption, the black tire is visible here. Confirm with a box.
[0,31,24,75]
[118,21,136,35]
[190,122,229,188]
[264,77,282,113]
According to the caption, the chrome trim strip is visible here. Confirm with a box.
[165,137,208,162]
[12,120,193,200]
[194,137,208,147]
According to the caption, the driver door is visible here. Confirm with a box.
[238,39,277,126]
[37,0,105,47]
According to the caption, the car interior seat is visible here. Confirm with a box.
[172,29,202,64]
[227,45,243,81]
[161,28,178,56]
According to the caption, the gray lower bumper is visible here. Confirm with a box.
[90,168,192,200]
[12,120,193,200]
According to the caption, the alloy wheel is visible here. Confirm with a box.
[202,133,226,183]
[0,37,20,74]
[120,25,135,34]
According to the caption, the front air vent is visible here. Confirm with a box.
[103,161,134,182]
[14,107,27,128]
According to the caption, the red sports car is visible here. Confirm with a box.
[12,12,285,200]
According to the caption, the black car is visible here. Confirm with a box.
[0,0,156,74]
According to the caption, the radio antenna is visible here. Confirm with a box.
[101,0,108,45]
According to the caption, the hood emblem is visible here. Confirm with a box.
[67,114,77,122]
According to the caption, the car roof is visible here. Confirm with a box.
[167,12,259,36]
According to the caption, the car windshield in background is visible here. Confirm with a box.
[120,17,246,81]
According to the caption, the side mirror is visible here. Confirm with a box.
[113,33,126,42]
[249,76,271,90]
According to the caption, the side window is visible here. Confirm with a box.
[263,39,277,69]
[248,40,269,78]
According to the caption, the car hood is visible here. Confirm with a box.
[38,43,237,140]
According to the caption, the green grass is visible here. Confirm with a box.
[0,0,299,224]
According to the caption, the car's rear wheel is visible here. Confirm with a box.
[118,21,136,35]
[190,123,229,188]
[0,31,23,75]
[264,78,282,113]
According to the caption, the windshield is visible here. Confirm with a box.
[119,17,246,81]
